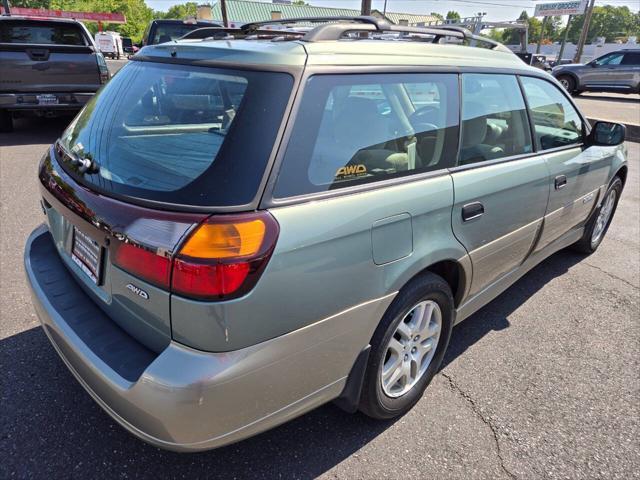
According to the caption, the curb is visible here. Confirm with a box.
[588,117,640,144]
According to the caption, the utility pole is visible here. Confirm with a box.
[536,16,548,54]
[557,15,572,63]
[1,0,10,16]
[220,0,229,28]
[361,0,372,16]
[574,0,596,63]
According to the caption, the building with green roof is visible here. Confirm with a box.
[208,0,438,28]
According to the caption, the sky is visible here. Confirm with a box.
[146,0,640,22]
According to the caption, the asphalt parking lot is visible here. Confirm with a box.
[1,107,639,478]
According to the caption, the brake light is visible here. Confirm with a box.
[96,52,110,84]
[112,211,279,301]
[114,242,171,288]
[172,212,279,300]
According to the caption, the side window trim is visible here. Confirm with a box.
[516,75,538,153]
[519,75,588,152]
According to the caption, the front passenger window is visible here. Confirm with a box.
[521,77,583,150]
[458,74,532,166]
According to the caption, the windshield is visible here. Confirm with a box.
[151,23,209,44]
[58,61,293,207]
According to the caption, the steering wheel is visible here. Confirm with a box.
[409,105,441,135]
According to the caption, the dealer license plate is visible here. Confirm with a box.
[71,227,103,284]
[37,94,59,105]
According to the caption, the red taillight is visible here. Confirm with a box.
[113,211,279,301]
[172,211,279,300]
[172,260,250,298]
[114,242,171,288]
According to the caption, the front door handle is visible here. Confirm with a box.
[462,202,484,222]
[555,175,567,190]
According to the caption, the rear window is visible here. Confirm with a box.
[0,21,86,45]
[58,62,293,207]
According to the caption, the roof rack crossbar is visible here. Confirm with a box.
[240,16,383,34]
[204,16,509,51]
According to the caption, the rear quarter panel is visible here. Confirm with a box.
[170,174,468,352]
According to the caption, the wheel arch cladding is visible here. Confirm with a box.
[615,165,628,188]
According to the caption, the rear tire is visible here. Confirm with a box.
[359,273,454,420]
[0,110,13,133]
[557,75,576,94]
[571,177,622,254]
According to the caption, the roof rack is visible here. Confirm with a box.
[240,16,510,51]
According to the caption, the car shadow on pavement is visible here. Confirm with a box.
[578,94,640,104]
[0,116,74,147]
[1,251,586,479]
[441,248,586,370]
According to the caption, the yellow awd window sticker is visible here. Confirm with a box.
[335,164,367,180]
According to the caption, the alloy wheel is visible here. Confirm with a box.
[381,300,442,398]
[591,189,616,247]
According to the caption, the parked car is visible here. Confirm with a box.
[24,17,627,452]
[95,31,123,59]
[552,48,640,94]
[531,54,552,71]
[0,16,109,132]
[141,19,222,46]
[121,36,139,58]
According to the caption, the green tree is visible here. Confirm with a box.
[161,1,198,20]
[430,12,444,22]
[566,5,638,43]
[8,0,154,42]
[485,29,505,42]
[47,0,154,42]
[446,11,461,21]
[4,0,51,7]
[502,10,549,45]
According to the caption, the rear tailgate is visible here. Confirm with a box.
[0,19,102,93]
[39,147,207,352]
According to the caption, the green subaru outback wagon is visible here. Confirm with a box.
[25,17,628,451]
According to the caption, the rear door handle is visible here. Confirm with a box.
[555,175,567,190]
[462,202,484,222]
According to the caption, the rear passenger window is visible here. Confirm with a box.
[273,73,459,198]
[459,74,532,166]
[521,77,583,150]
[621,53,640,65]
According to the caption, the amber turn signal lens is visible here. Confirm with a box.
[179,219,266,259]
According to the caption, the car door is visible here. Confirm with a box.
[620,51,640,91]
[450,74,549,299]
[520,76,610,252]
[582,52,627,90]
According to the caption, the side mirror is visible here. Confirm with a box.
[589,121,626,146]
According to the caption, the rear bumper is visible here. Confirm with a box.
[25,225,394,451]
[0,92,94,111]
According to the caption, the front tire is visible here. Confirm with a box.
[359,273,454,420]
[571,177,622,254]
